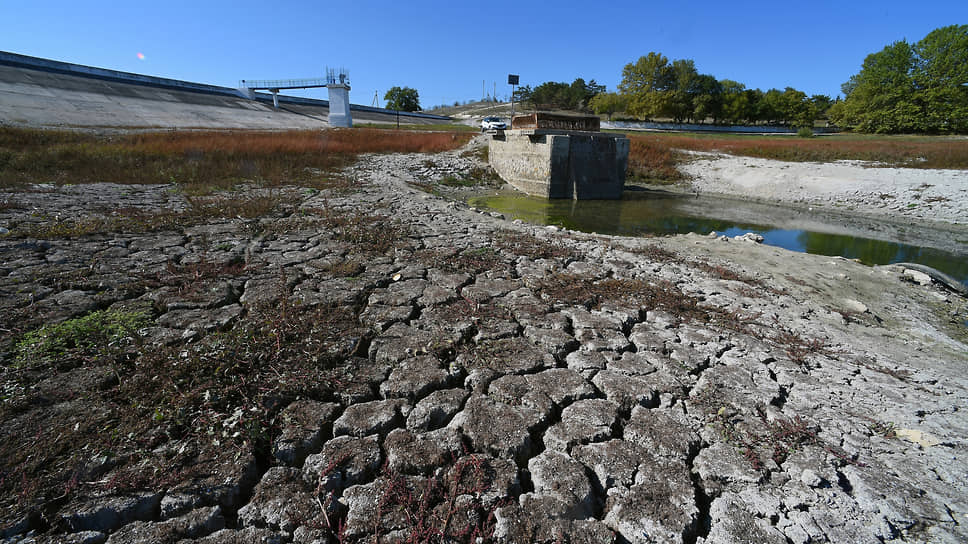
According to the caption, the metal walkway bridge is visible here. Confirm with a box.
[239,78,331,108]
[240,70,348,108]
[239,78,329,91]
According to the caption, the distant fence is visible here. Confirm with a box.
[604,120,839,134]
[0,50,452,121]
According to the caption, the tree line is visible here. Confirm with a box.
[613,52,832,127]
[512,24,966,134]
[829,25,967,134]
[513,79,606,113]
[516,53,833,128]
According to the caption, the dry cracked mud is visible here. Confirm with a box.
[1,139,967,543]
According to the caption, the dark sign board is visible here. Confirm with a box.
[511,112,601,132]
[508,74,519,85]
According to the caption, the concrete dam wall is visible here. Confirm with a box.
[0,51,449,130]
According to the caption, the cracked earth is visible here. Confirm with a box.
[1,139,967,543]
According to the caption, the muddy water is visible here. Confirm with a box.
[468,189,968,288]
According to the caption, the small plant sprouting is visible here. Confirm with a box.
[867,419,898,439]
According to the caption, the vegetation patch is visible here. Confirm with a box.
[533,273,706,322]
[715,404,859,472]
[0,286,370,522]
[342,455,503,543]
[417,246,510,275]
[309,206,412,255]
[354,123,477,133]
[623,243,680,262]
[493,230,580,261]
[628,132,968,170]
[439,166,502,188]
[0,127,471,193]
[145,256,249,302]
[5,193,287,239]
[626,137,687,184]
[14,308,152,369]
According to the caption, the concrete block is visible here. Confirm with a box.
[488,128,628,200]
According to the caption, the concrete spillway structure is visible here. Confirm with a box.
[487,113,629,200]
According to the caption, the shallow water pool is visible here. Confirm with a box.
[468,190,968,288]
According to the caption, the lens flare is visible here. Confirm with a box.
[137,53,145,60]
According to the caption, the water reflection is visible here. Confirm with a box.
[468,192,968,288]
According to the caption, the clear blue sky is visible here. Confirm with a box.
[2,0,965,108]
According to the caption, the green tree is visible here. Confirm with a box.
[691,74,724,123]
[620,52,675,119]
[832,25,968,133]
[810,94,833,117]
[589,92,628,120]
[719,79,748,125]
[525,78,603,111]
[834,40,918,132]
[780,87,817,128]
[667,59,698,123]
[757,89,785,125]
[384,86,421,112]
[912,25,968,133]
[742,89,764,125]
[513,85,533,105]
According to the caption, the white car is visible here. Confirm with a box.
[481,116,507,131]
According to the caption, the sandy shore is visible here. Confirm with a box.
[680,151,968,228]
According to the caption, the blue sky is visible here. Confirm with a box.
[2,0,965,109]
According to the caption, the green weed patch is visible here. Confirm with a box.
[15,308,152,368]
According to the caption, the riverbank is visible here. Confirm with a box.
[1,139,966,543]
[679,151,968,228]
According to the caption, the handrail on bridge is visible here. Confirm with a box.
[239,78,329,90]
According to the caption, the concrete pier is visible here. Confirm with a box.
[327,82,352,128]
[488,113,629,200]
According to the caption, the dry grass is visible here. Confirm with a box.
[533,273,707,323]
[626,137,687,183]
[6,193,288,239]
[0,127,472,192]
[627,132,968,171]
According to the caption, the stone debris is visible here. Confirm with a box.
[2,139,967,544]
[903,268,934,286]
[733,232,765,243]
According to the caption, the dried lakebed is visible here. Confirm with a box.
[1,145,967,544]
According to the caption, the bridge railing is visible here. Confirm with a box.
[240,78,329,90]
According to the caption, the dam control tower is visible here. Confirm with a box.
[326,67,352,128]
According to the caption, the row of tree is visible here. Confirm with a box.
[612,52,832,127]
[829,25,967,134]
[513,25,965,133]
[619,52,832,127]
[517,54,832,128]
[513,79,605,112]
